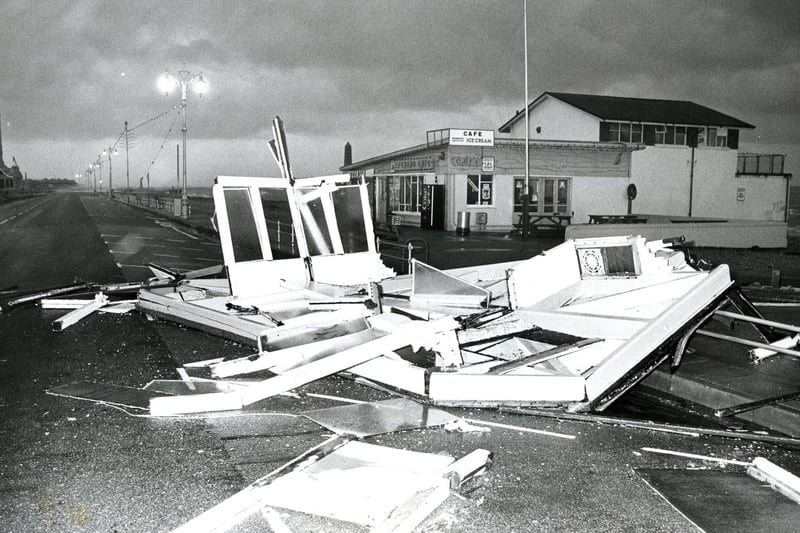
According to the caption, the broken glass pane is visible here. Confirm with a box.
[224,188,263,262]
[303,398,459,438]
[296,187,333,256]
[411,260,490,307]
[260,187,300,259]
[332,186,369,253]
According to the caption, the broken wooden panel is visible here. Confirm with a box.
[210,327,385,378]
[428,373,586,406]
[172,434,354,533]
[562,273,710,319]
[302,398,459,438]
[347,355,430,397]
[255,441,453,528]
[52,293,109,331]
[138,289,272,346]
[150,317,460,415]
[507,240,582,309]
[410,259,491,308]
[584,266,733,408]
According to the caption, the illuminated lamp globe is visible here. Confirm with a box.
[194,73,208,96]
[158,72,177,95]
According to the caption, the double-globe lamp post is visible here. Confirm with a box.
[157,69,208,218]
[101,146,117,197]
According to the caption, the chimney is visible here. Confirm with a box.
[343,142,352,167]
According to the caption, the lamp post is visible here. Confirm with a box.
[93,158,103,193]
[158,69,208,218]
[102,146,117,197]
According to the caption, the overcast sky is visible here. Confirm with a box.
[1,0,798,188]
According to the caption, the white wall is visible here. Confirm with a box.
[630,146,787,222]
[691,150,787,221]
[506,96,599,142]
[629,146,693,216]
[570,176,633,224]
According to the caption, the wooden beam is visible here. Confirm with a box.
[171,434,352,533]
[488,338,601,375]
[150,317,459,415]
[747,457,800,505]
[52,294,109,331]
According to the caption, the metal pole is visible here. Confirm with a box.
[181,82,189,218]
[521,0,530,240]
[108,148,112,197]
[125,121,130,190]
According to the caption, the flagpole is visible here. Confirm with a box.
[522,0,530,240]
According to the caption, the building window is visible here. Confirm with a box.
[654,125,666,144]
[608,122,643,143]
[698,127,728,148]
[514,177,570,214]
[737,154,785,175]
[388,175,422,212]
[657,125,688,146]
[467,174,493,206]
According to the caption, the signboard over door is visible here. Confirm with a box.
[449,129,495,146]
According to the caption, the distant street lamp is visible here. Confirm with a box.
[101,146,117,197]
[158,69,208,218]
[93,158,103,193]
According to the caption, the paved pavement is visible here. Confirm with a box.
[1,191,799,532]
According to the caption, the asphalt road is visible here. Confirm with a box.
[1,192,799,532]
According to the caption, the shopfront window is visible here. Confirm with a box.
[514,177,570,214]
[388,175,422,212]
[467,174,493,206]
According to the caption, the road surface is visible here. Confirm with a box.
[1,192,798,532]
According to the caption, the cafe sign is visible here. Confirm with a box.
[449,129,494,146]
[391,158,435,171]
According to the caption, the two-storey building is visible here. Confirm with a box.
[342,92,790,245]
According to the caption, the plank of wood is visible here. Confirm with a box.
[747,457,800,504]
[171,434,352,533]
[488,338,601,374]
[238,317,458,407]
[53,294,109,331]
[150,317,459,415]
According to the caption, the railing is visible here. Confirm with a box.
[737,153,786,176]
[115,193,186,216]
[376,237,428,275]
[265,219,298,257]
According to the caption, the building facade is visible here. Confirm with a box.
[342,92,790,233]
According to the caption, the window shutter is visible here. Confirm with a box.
[599,122,611,142]
[728,129,739,149]
[643,125,656,146]
[687,127,699,148]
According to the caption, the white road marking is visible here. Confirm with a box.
[154,253,181,258]
[180,247,204,251]
[110,250,136,254]
[118,264,151,269]
[194,257,221,263]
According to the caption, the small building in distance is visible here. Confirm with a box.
[0,117,23,194]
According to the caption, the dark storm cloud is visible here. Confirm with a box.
[0,0,797,180]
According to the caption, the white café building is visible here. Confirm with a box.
[342,92,790,245]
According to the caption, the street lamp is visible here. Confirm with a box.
[101,146,117,197]
[158,69,208,218]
